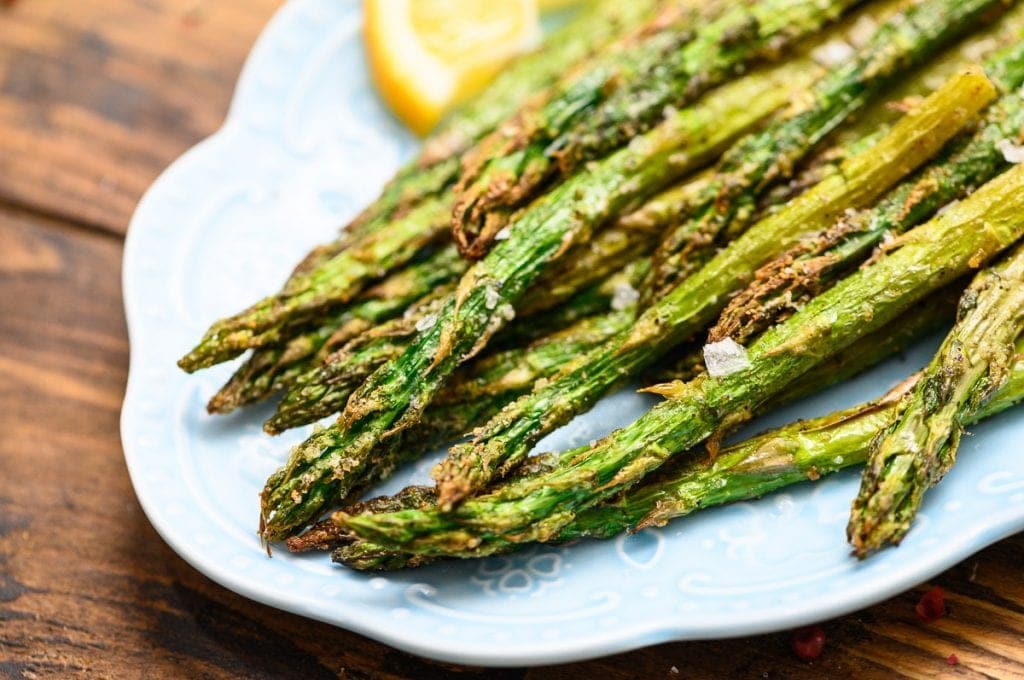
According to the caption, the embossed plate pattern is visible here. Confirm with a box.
[121,0,1024,666]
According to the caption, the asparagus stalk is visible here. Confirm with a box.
[549,329,1024,541]
[179,194,454,372]
[334,347,1024,568]
[263,288,453,434]
[335,307,639,502]
[184,1,668,373]
[280,306,640,513]
[711,49,1024,344]
[848,242,1024,556]
[207,245,469,413]
[612,1,1024,246]
[340,109,1024,560]
[653,285,958,386]
[289,290,954,559]
[257,61,810,540]
[430,69,995,509]
[451,0,858,257]
[289,274,956,561]
[645,0,1013,302]
[264,278,630,432]
[346,0,666,243]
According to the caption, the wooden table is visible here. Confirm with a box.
[1,2,1022,677]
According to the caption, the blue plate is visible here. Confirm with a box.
[122,0,1024,666]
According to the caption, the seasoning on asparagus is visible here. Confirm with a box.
[451,0,859,258]
[711,43,1024,344]
[208,245,469,414]
[340,327,1024,569]
[258,61,810,540]
[265,261,642,432]
[350,0,666,247]
[645,0,1014,302]
[179,194,454,372]
[289,289,956,560]
[264,291,451,434]
[327,306,639,503]
[339,145,1024,561]
[848,241,1024,557]
[431,69,995,509]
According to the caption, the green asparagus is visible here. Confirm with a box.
[208,245,468,413]
[263,290,451,435]
[848,241,1024,557]
[286,290,955,559]
[645,0,1013,302]
[258,60,811,540]
[339,118,1024,560]
[451,0,859,258]
[347,0,665,242]
[431,69,995,509]
[711,45,1024,344]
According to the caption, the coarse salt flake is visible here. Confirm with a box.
[415,313,438,332]
[484,286,500,310]
[703,338,752,377]
[611,281,640,311]
[998,138,1024,164]
[494,227,512,241]
[811,40,855,67]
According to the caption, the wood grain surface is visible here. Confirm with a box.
[0,1,1022,678]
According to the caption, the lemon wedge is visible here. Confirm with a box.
[364,0,542,135]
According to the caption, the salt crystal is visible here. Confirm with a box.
[811,40,855,67]
[484,286,500,310]
[961,37,998,63]
[415,314,438,332]
[494,227,512,241]
[703,338,752,378]
[611,281,640,311]
[998,138,1024,164]
[848,15,877,48]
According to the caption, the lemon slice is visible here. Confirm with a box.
[365,0,541,135]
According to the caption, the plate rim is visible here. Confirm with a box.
[120,0,1024,666]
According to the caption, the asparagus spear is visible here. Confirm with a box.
[418,0,664,165]
[653,284,958,386]
[339,121,1024,560]
[179,194,454,372]
[645,0,1014,302]
[264,258,644,433]
[257,61,811,540]
[263,286,454,434]
[451,0,859,257]
[612,1,1024,246]
[848,242,1024,557]
[207,245,469,413]
[711,47,1024,345]
[277,305,640,513]
[431,69,995,509]
[185,1,668,373]
[345,0,666,243]
[334,307,639,503]
[289,290,955,559]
